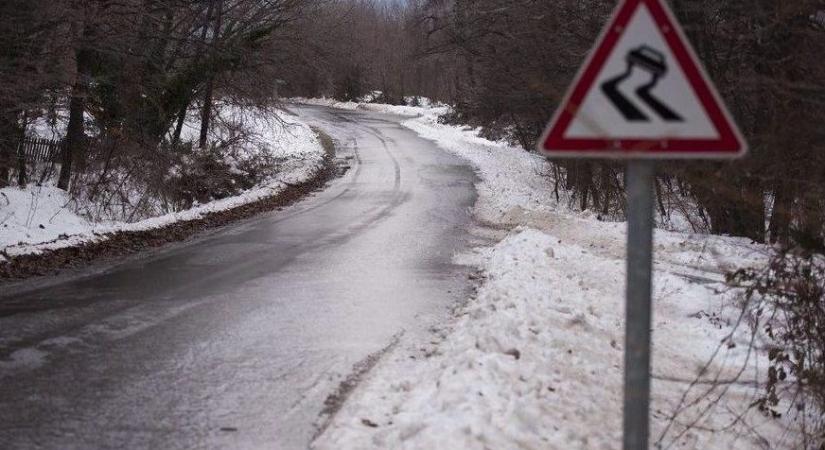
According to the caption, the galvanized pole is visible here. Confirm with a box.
[623,160,655,450]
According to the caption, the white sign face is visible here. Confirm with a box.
[565,3,717,140]
[538,0,747,159]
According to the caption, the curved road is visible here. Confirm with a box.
[0,106,478,449]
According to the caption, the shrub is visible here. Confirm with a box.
[729,251,825,447]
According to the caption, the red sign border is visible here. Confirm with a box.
[538,0,747,159]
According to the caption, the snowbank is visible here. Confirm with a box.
[290,97,449,118]
[1,109,326,259]
[291,97,360,111]
[312,103,794,448]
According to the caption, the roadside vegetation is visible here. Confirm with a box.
[0,1,329,269]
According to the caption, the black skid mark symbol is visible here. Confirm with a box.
[600,45,683,122]
[601,67,648,121]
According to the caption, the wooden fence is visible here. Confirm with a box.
[17,137,64,162]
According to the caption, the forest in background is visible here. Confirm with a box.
[1,1,824,442]
[282,0,825,252]
[2,0,824,250]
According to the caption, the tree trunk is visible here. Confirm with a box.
[731,178,766,243]
[601,164,613,217]
[0,109,18,187]
[793,191,825,252]
[58,49,91,191]
[58,20,92,191]
[58,86,86,190]
[172,100,189,148]
[768,182,792,244]
[16,112,26,187]
[198,81,214,149]
[654,177,667,222]
[578,162,592,211]
[198,0,223,149]
[563,161,575,191]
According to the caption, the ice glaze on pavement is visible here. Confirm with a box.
[0,105,478,449]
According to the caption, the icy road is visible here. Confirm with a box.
[0,106,478,449]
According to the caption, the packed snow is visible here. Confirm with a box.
[304,100,797,449]
[0,108,325,260]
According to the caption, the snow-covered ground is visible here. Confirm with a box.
[302,100,797,449]
[0,108,325,261]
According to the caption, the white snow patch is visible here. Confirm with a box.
[0,185,95,249]
[290,97,449,118]
[291,97,360,111]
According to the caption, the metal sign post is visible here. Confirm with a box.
[535,0,748,448]
[623,160,655,449]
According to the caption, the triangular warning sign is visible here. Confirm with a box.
[538,0,746,158]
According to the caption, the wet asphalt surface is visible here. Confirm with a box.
[0,106,478,449]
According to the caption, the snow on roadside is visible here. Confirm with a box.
[359,102,450,117]
[1,109,325,259]
[401,110,769,274]
[312,103,793,448]
[289,97,450,118]
[291,97,361,111]
[0,186,94,261]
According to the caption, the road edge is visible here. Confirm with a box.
[0,128,340,281]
